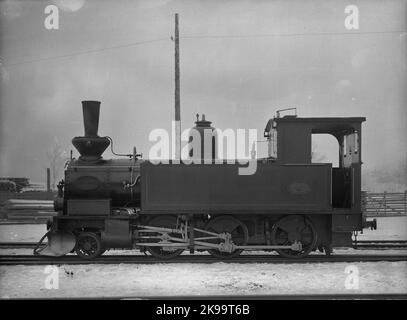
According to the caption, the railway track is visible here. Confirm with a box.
[1,253,407,265]
[0,242,42,249]
[352,240,407,249]
[1,240,407,265]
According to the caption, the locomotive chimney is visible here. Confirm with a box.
[72,100,110,162]
[82,100,100,137]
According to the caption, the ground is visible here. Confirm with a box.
[0,217,406,298]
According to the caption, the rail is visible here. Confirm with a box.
[1,254,407,265]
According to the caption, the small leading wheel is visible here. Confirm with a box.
[145,215,184,259]
[75,232,103,259]
[271,215,317,259]
[205,215,249,259]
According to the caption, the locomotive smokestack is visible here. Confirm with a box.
[72,100,110,162]
[82,100,100,137]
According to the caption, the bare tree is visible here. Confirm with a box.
[46,139,67,190]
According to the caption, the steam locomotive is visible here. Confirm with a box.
[34,100,376,259]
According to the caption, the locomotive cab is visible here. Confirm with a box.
[265,115,364,209]
[264,114,376,246]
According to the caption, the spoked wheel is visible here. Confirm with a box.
[75,232,103,259]
[271,215,317,259]
[145,215,184,259]
[205,215,249,259]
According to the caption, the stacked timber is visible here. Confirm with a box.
[0,178,30,192]
[4,199,57,221]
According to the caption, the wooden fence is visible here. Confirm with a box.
[362,191,407,216]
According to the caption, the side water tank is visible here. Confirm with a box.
[188,114,216,163]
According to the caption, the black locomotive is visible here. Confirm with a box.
[35,100,376,259]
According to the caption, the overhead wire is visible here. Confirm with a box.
[1,29,405,67]
[181,29,405,40]
[2,37,170,67]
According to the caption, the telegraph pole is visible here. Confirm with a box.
[174,13,181,160]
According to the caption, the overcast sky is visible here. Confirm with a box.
[0,0,406,187]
